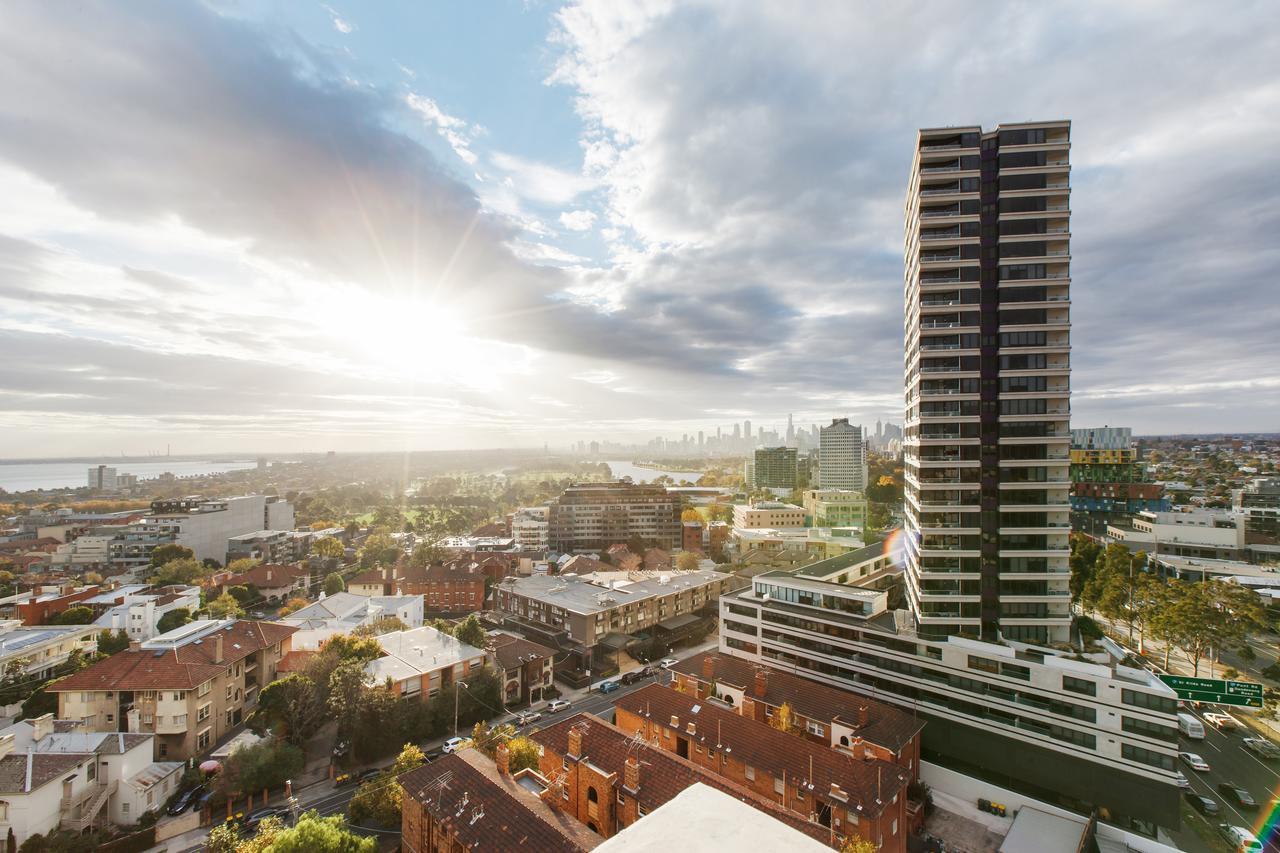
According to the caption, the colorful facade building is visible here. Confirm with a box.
[1070,428,1168,518]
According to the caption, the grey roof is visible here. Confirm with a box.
[502,569,731,616]
[792,539,892,578]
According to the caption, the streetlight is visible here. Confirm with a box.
[453,680,469,738]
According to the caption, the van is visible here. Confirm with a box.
[1178,712,1206,740]
[1217,824,1263,852]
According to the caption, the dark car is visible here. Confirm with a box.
[242,806,290,833]
[1218,782,1259,810]
[599,680,621,694]
[424,748,443,762]
[166,784,206,816]
[357,767,384,784]
[620,671,642,685]
[332,738,351,758]
[1184,790,1220,815]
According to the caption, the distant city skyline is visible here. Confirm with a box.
[1,3,1277,457]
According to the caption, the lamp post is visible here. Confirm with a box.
[453,680,469,738]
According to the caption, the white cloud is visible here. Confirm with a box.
[559,209,597,231]
[507,239,587,266]
[490,151,598,206]
[322,4,353,34]
[405,93,479,165]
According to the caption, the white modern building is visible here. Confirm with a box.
[731,501,806,529]
[1107,509,1246,561]
[903,121,1073,645]
[89,585,202,640]
[280,591,424,651]
[0,622,100,681]
[510,506,550,550]
[817,418,868,491]
[0,715,181,844]
[718,568,1181,833]
[107,495,295,569]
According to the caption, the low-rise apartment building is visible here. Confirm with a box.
[732,501,806,530]
[0,585,102,626]
[0,622,100,681]
[718,570,1182,832]
[614,685,910,851]
[486,631,555,706]
[0,715,182,844]
[367,626,486,701]
[669,652,924,778]
[511,506,551,550]
[547,482,683,554]
[348,563,487,614]
[225,530,295,565]
[49,619,296,760]
[213,562,309,602]
[280,591,424,651]
[88,584,202,640]
[801,489,869,529]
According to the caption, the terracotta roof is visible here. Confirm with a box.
[49,621,296,692]
[670,652,924,754]
[399,748,600,852]
[347,568,390,587]
[614,685,909,819]
[487,634,555,671]
[275,649,317,673]
[222,563,308,590]
[531,713,833,845]
[470,522,509,538]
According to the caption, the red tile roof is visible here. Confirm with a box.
[487,633,555,671]
[614,685,909,819]
[671,652,925,754]
[531,712,834,845]
[221,563,308,590]
[49,621,296,692]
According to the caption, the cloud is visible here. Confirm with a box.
[322,5,353,34]
[490,151,599,206]
[404,92,480,166]
[559,209,597,231]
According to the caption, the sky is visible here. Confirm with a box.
[1,1,1278,458]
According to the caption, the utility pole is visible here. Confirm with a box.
[453,680,469,738]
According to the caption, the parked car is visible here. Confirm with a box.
[658,658,679,669]
[167,784,207,816]
[1244,737,1280,759]
[620,671,644,685]
[1218,782,1258,810]
[357,768,384,784]
[1217,824,1263,852]
[424,748,443,762]
[1179,751,1211,772]
[1174,772,1191,791]
[332,738,351,759]
[599,680,621,694]
[546,699,572,714]
[515,710,542,726]
[1184,790,1219,815]
[242,806,290,833]
[442,737,468,754]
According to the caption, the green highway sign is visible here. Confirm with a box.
[1158,675,1264,708]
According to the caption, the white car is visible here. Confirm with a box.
[442,737,468,754]
[546,699,572,714]
[1180,751,1210,772]
[1174,771,1191,791]
[1217,824,1263,852]
[658,658,679,669]
[1244,737,1280,759]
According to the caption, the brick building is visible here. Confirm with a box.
[212,562,309,602]
[531,713,834,845]
[1,585,102,626]
[614,684,910,851]
[487,632,555,706]
[348,563,486,614]
[669,652,924,779]
[49,619,296,760]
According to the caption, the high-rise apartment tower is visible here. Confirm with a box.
[903,121,1072,645]
[817,418,868,491]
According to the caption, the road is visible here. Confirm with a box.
[1164,706,1280,853]
[162,664,681,851]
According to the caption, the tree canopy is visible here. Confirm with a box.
[149,543,194,568]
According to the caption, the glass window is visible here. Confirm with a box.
[1062,676,1095,697]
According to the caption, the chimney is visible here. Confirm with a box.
[701,655,715,681]
[0,734,13,760]
[266,568,273,583]
[670,715,679,729]
[30,714,54,743]
[214,633,224,664]
[624,756,640,792]
[567,726,582,760]
[495,742,510,776]
[754,669,768,699]
[128,640,142,652]
[858,705,869,727]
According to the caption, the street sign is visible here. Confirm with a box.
[1158,675,1264,708]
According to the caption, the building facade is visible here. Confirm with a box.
[752,447,797,491]
[717,571,1181,832]
[904,120,1073,645]
[732,501,806,529]
[547,483,683,554]
[1069,427,1168,521]
[802,490,869,529]
[1235,477,1280,540]
[817,419,868,491]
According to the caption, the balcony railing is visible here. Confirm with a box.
[921,187,963,196]
[920,253,961,262]
[921,165,962,173]
[921,209,963,218]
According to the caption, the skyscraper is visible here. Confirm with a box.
[817,418,867,491]
[903,121,1072,645]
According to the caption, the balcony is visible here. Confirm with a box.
[62,780,118,832]
[920,209,964,218]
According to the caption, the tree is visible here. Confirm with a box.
[322,634,384,662]
[1069,533,1103,603]
[150,556,208,586]
[675,551,701,571]
[840,837,878,853]
[226,558,261,575]
[358,531,400,569]
[207,591,245,619]
[616,551,642,573]
[227,585,255,606]
[349,743,426,826]
[278,597,309,617]
[205,822,242,853]
[54,606,94,625]
[470,721,517,758]
[769,701,797,735]
[323,573,346,596]
[328,659,372,741]
[157,608,193,634]
[256,810,375,853]
[149,543,194,568]
[215,740,304,798]
[680,508,702,522]
[507,735,542,773]
[256,675,326,746]
[97,629,130,655]
[82,571,103,585]
[453,614,487,649]
[351,616,408,637]
[313,537,345,559]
